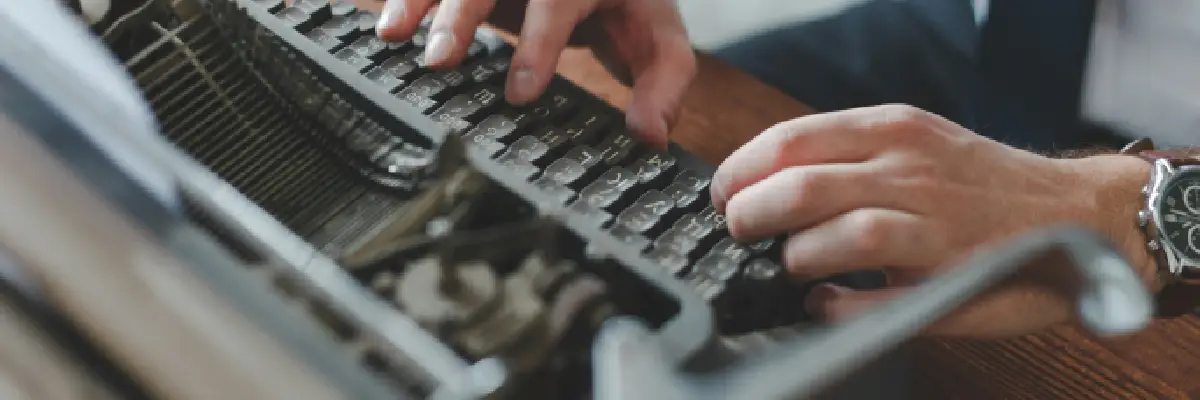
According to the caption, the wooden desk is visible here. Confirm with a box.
[556,48,1200,399]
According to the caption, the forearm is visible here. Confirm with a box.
[1068,154,1158,288]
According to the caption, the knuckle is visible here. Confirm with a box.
[844,210,890,253]
[783,168,827,206]
[771,117,816,146]
[891,158,941,179]
[679,55,699,82]
[673,43,698,74]
[870,104,939,140]
[878,103,931,125]
[763,119,795,137]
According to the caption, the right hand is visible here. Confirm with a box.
[372,0,697,148]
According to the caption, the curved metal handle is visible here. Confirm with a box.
[592,225,1154,400]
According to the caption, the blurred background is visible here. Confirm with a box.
[677,0,866,50]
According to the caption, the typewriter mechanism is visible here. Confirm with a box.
[0,1,1155,399]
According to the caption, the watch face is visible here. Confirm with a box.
[1158,171,1200,260]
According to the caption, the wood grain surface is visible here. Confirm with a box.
[556,49,1200,399]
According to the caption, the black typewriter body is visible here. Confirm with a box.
[0,0,903,398]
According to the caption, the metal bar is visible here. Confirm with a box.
[592,226,1154,400]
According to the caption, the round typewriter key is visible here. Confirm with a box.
[696,254,739,282]
[674,170,712,191]
[352,10,377,32]
[616,208,658,233]
[533,177,576,206]
[748,238,775,252]
[683,273,726,301]
[646,247,689,276]
[661,182,700,210]
[252,0,286,13]
[275,7,314,32]
[711,238,751,264]
[673,213,714,240]
[543,158,586,186]
[607,226,650,252]
[745,259,782,281]
[329,0,355,16]
[653,228,699,256]
[319,14,359,41]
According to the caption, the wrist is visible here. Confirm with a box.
[1065,154,1160,291]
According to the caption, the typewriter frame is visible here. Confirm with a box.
[0,1,1157,399]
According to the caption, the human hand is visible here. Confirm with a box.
[372,0,696,148]
[710,104,1157,338]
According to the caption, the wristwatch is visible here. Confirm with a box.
[1122,138,1200,317]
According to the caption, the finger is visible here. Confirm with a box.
[711,104,934,212]
[723,163,906,241]
[506,0,603,105]
[376,0,435,42]
[625,36,695,149]
[423,0,498,67]
[619,2,696,147]
[782,208,944,279]
[804,283,909,323]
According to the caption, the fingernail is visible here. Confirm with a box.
[377,1,404,32]
[804,283,846,319]
[424,30,455,65]
[625,101,673,149]
[710,174,727,210]
[508,67,537,103]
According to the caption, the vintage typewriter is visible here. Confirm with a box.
[0,0,1153,399]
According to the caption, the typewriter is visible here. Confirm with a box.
[0,0,1152,399]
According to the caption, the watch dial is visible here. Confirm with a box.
[1191,226,1200,256]
[1187,185,1200,214]
[1158,173,1200,260]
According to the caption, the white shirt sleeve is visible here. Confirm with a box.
[1081,0,1200,146]
[971,0,990,25]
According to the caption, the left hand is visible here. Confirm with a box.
[710,104,1156,338]
[364,0,695,148]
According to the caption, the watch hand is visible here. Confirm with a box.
[1169,210,1200,221]
[1165,210,1200,226]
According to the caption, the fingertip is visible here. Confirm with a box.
[376,1,404,34]
[722,194,746,239]
[804,283,849,321]
[624,105,670,150]
[505,0,587,105]
[717,173,790,242]
[376,0,419,42]
[710,172,729,212]
[422,29,456,67]
[719,182,754,238]
[504,66,542,105]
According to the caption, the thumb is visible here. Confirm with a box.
[804,283,910,323]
